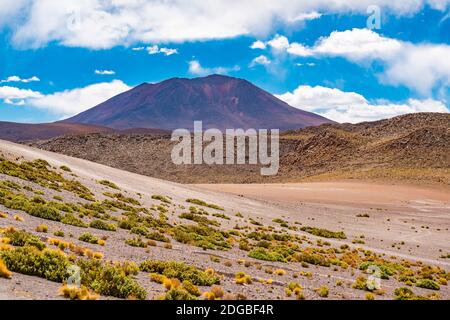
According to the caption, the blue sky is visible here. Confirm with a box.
[0,0,449,123]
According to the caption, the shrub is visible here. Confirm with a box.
[235,272,252,285]
[182,280,202,297]
[79,233,100,245]
[53,230,65,237]
[179,212,220,227]
[2,227,46,250]
[0,259,12,279]
[186,199,224,211]
[365,292,375,300]
[77,259,147,299]
[248,248,286,262]
[394,287,422,300]
[125,238,147,248]
[89,220,116,231]
[294,252,330,267]
[162,287,197,300]
[146,232,170,243]
[0,246,70,282]
[61,214,88,228]
[416,279,440,290]
[98,180,120,190]
[352,276,370,291]
[59,285,98,300]
[300,226,346,239]
[28,204,62,221]
[211,285,224,298]
[151,195,171,204]
[316,286,329,297]
[274,269,286,276]
[35,224,48,233]
[60,166,72,172]
[139,260,219,286]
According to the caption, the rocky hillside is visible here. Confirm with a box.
[28,113,450,184]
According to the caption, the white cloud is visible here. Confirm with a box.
[146,45,178,56]
[276,85,449,123]
[271,28,450,95]
[249,55,271,67]
[0,86,43,100]
[132,46,145,51]
[290,11,322,22]
[1,75,40,83]
[250,40,266,50]
[5,0,445,49]
[95,69,116,75]
[188,60,240,76]
[27,80,131,117]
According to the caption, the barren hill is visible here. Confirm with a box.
[28,113,450,185]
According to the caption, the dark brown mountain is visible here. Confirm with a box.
[29,113,450,185]
[63,74,332,130]
[0,121,114,142]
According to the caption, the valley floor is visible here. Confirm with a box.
[0,140,448,300]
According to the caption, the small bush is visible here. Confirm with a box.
[59,285,98,300]
[0,259,12,279]
[186,199,224,211]
[89,220,116,231]
[300,226,346,239]
[98,180,120,190]
[140,260,219,286]
[316,286,329,297]
[125,238,147,248]
[35,224,48,233]
[235,272,252,285]
[79,233,100,245]
[416,279,440,291]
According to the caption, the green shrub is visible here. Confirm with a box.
[146,231,170,243]
[139,260,219,286]
[78,259,146,299]
[186,199,224,211]
[28,204,62,221]
[60,166,72,172]
[89,220,117,231]
[179,212,220,226]
[394,287,424,300]
[416,279,440,290]
[61,213,88,228]
[125,238,147,248]
[3,228,46,250]
[79,233,99,244]
[295,252,330,267]
[98,180,120,190]
[162,287,196,300]
[248,248,286,262]
[0,246,69,282]
[151,195,171,204]
[300,226,346,239]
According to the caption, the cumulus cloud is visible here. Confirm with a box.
[26,80,131,117]
[250,40,266,50]
[2,0,448,49]
[1,75,40,83]
[188,60,240,76]
[95,69,115,75]
[0,86,43,101]
[267,29,450,95]
[146,45,178,56]
[276,85,449,123]
[249,55,271,67]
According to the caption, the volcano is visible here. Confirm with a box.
[64,74,332,131]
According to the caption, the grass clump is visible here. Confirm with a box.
[2,227,46,250]
[140,260,219,286]
[61,214,88,228]
[78,259,147,299]
[235,272,252,285]
[248,247,286,262]
[173,224,231,250]
[151,195,171,204]
[0,259,12,279]
[186,199,224,211]
[35,224,48,233]
[59,285,98,300]
[89,220,117,232]
[316,286,329,298]
[0,246,70,282]
[300,226,346,239]
[79,233,100,245]
[416,279,440,291]
[98,180,120,190]
[125,237,147,248]
[179,212,220,227]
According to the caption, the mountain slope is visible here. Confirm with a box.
[64,74,332,130]
[29,113,450,185]
[0,121,114,142]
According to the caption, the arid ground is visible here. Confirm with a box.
[0,139,448,300]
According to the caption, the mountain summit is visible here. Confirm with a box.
[64,75,332,131]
